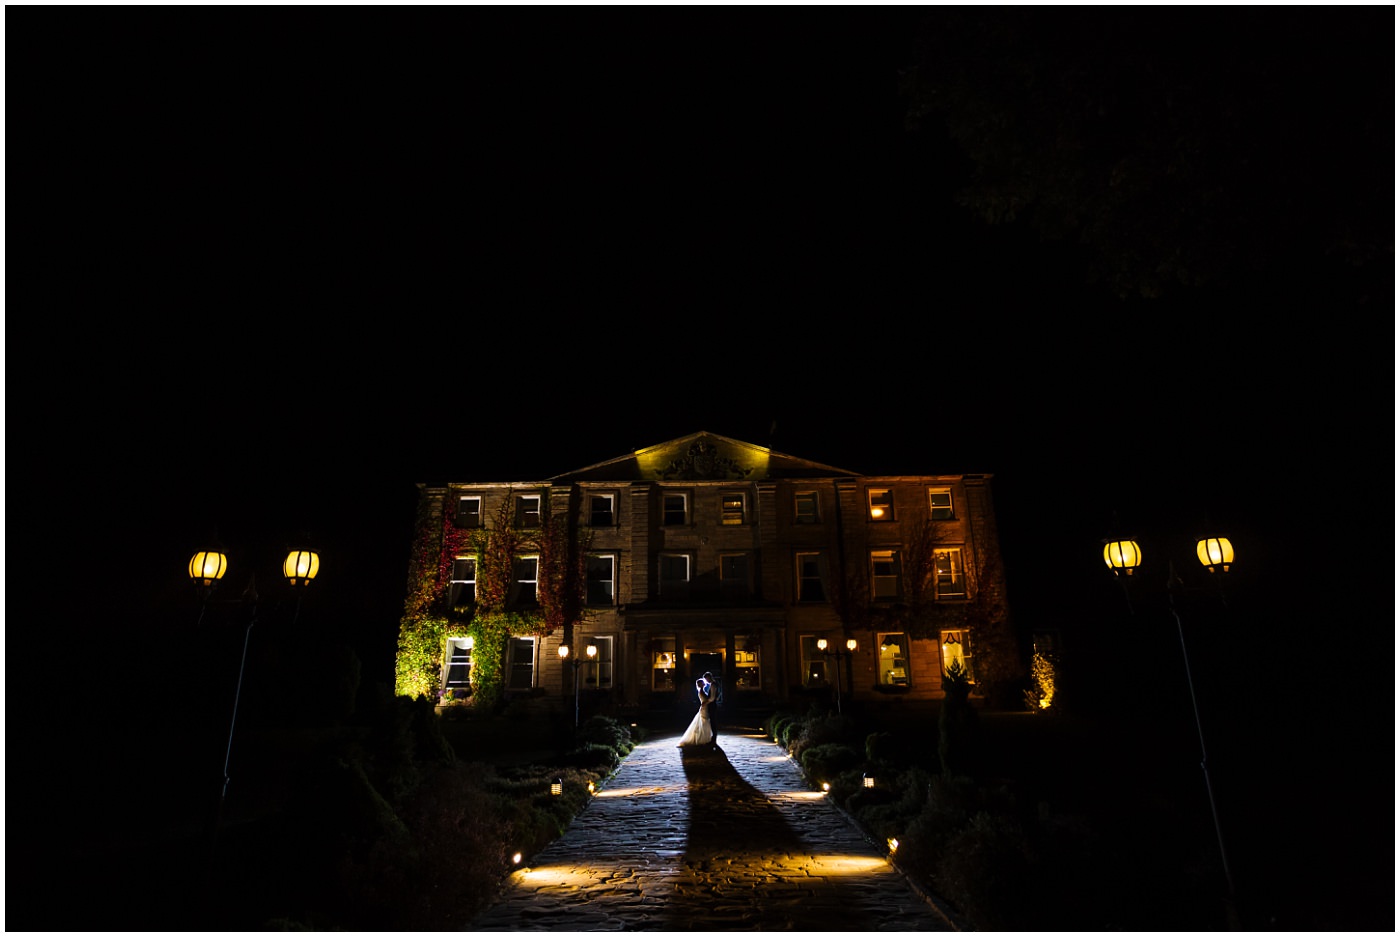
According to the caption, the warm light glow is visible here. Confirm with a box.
[189,551,228,586]
[887,837,899,854]
[822,781,831,792]
[586,644,597,659]
[587,781,596,794]
[1196,536,1234,573]
[550,779,562,796]
[846,638,857,652]
[283,549,320,587]
[558,644,570,659]
[1103,539,1143,576]
[511,852,522,864]
[863,774,875,788]
[817,638,829,651]
[870,506,886,519]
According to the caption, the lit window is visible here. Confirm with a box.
[589,493,616,527]
[941,630,975,683]
[871,549,902,601]
[449,557,476,608]
[877,632,910,686]
[801,635,830,688]
[583,635,614,689]
[651,637,677,692]
[733,647,761,690]
[794,491,820,524]
[720,491,746,525]
[797,552,826,602]
[512,555,539,607]
[586,554,615,606]
[515,494,542,528]
[929,487,954,520]
[934,548,966,599]
[444,636,474,688]
[507,636,537,689]
[663,491,688,526]
[456,495,483,528]
[868,488,894,521]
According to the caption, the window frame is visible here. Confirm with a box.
[877,632,911,687]
[651,637,677,692]
[588,492,617,527]
[659,552,691,597]
[586,553,616,606]
[941,629,975,683]
[934,547,967,600]
[514,493,543,529]
[720,490,746,526]
[456,494,483,528]
[512,554,540,607]
[868,488,895,522]
[449,556,477,608]
[796,551,826,602]
[928,487,955,521]
[443,635,474,689]
[800,634,831,688]
[506,635,537,689]
[719,551,751,593]
[794,490,821,524]
[733,647,761,691]
[582,634,614,689]
[870,548,902,602]
[662,490,689,526]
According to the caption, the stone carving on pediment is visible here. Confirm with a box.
[659,440,752,480]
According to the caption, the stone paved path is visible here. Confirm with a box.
[467,725,961,931]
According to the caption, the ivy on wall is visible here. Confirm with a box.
[394,491,588,708]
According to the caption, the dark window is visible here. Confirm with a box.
[663,492,688,526]
[586,554,615,606]
[456,495,482,528]
[589,493,615,527]
[515,494,542,528]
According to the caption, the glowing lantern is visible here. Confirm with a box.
[1103,539,1143,577]
[189,551,228,586]
[283,549,320,587]
[1196,537,1234,573]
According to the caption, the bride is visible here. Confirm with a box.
[677,674,714,748]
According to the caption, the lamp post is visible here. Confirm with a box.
[1102,531,1237,920]
[816,637,858,714]
[190,545,320,824]
[558,642,597,728]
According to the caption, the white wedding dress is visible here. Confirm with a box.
[677,699,713,747]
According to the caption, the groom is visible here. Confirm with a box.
[699,672,721,751]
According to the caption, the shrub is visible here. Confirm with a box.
[933,811,1034,931]
[576,715,635,758]
[560,742,620,773]
[799,742,862,782]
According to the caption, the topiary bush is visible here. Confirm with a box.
[576,715,635,758]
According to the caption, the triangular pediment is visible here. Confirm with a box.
[550,431,863,482]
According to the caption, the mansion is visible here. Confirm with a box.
[398,431,1013,718]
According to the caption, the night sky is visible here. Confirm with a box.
[11,8,1395,927]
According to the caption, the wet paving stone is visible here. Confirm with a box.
[467,728,961,931]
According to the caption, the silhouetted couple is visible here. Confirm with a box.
[677,671,720,751]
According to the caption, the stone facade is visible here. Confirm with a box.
[411,431,1012,718]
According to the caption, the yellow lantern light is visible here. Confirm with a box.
[551,778,563,796]
[817,638,829,652]
[1103,539,1143,577]
[558,644,570,659]
[846,638,857,652]
[1196,537,1234,574]
[586,644,597,659]
[283,549,320,587]
[189,551,228,586]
